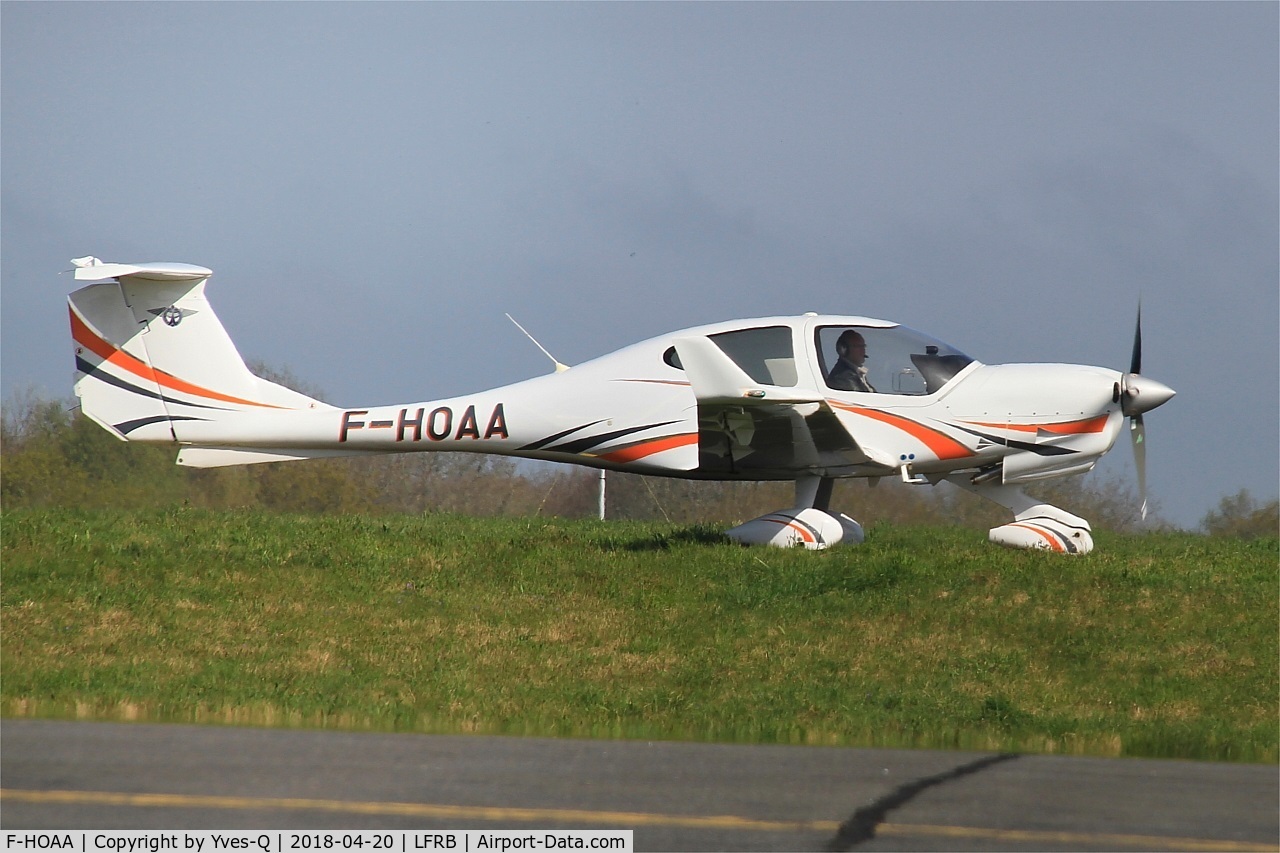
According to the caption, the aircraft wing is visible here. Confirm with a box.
[673,336,876,476]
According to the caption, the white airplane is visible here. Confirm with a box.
[66,256,1174,553]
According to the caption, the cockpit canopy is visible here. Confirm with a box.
[663,319,975,396]
[815,324,973,395]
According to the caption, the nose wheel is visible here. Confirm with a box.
[989,512,1094,554]
[947,476,1094,555]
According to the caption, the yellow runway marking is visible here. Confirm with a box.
[875,821,1278,852]
[2,788,1275,852]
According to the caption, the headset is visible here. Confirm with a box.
[836,329,865,359]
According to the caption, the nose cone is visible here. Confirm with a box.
[1123,374,1176,416]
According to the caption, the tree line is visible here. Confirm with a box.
[2,386,1275,537]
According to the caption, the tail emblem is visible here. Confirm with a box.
[146,306,197,327]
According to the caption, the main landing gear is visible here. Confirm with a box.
[723,474,1094,554]
[726,477,864,550]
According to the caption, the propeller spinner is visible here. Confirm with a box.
[1119,306,1176,518]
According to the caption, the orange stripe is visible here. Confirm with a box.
[763,516,815,543]
[962,415,1109,435]
[1037,415,1110,435]
[70,306,283,409]
[1008,523,1065,552]
[598,433,698,463]
[832,403,972,460]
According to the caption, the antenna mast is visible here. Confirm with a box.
[505,314,570,373]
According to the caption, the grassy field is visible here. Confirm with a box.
[2,508,1275,762]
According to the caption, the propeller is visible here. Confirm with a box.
[1118,305,1175,519]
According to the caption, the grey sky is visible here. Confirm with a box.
[3,2,1276,528]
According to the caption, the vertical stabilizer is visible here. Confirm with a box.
[68,257,329,442]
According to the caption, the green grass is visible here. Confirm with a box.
[2,508,1275,762]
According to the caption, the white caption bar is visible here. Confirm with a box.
[2,832,633,853]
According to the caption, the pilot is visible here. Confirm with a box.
[828,329,876,392]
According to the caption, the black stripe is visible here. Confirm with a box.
[76,357,227,411]
[114,415,206,436]
[519,420,606,452]
[769,512,825,547]
[550,421,681,455]
[1020,517,1084,554]
[951,424,1078,456]
[77,356,165,402]
[1031,522,1075,553]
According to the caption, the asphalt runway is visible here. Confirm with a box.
[1,720,1275,852]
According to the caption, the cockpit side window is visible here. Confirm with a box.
[709,325,797,387]
[816,325,973,395]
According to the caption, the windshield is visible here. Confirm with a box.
[815,325,973,395]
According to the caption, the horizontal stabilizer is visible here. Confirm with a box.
[72,257,213,282]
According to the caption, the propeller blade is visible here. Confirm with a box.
[1130,413,1148,520]
[1130,303,1143,375]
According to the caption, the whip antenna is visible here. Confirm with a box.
[506,313,570,373]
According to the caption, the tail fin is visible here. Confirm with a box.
[68,257,329,443]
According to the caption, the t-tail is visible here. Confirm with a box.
[67,256,331,453]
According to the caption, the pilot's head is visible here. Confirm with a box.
[836,330,868,366]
